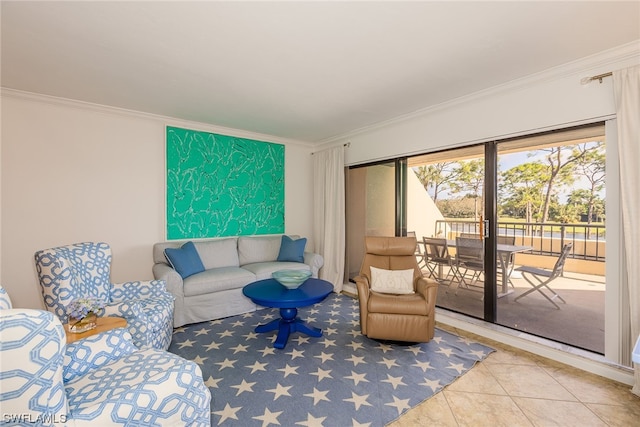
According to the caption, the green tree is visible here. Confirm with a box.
[574,142,606,225]
[413,162,459,203]
[450,159,484,221]
[500,162,548,224]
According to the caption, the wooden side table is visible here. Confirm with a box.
[65,316,127,344]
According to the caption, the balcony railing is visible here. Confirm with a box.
[434,219,606,262]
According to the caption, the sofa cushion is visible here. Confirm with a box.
[238,235,282,265]
[277,235,307,262]
[183,267,255,297]
[164,242,205,279]
[242,262,312,281]
[194,238,240,270]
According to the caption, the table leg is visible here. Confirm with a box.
[254,307,323,349]
[497,253,515,298]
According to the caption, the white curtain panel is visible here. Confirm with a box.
[312,146,346,293]
[613,65,640,396]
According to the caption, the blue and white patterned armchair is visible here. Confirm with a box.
[0,285,211,426]
[34,242,174,350]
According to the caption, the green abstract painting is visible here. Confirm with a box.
[166,126,285,239]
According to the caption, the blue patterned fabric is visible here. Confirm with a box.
[65,349,211,425]
[0,285,211,426]
[0,285,12,309]
[34,242,175,350]
[0,307,69,423]
[63,328,138,383]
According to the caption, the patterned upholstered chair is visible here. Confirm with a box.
[34,242,174,350]
[0,285,211,425]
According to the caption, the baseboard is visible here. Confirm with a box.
[435,308,635,386]
[340,282,634,386]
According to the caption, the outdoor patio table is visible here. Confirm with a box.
[447,239,532,297]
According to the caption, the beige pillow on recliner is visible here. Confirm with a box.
[370,266,415,294]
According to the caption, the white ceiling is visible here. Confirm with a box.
[2,1,639,143]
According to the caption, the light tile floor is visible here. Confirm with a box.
[390,324,640,427]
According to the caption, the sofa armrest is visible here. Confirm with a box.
[415,277,439,307]
[110,279,169,302]
[0,309,69,420]
[153,263,185,297]
[303,252,324,278]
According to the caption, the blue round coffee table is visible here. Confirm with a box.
[243,278,333,349]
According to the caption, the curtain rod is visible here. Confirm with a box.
[580,72,612,85]
[311,142,350,155]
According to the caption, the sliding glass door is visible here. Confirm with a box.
[347,123,606,354]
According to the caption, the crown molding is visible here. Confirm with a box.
[0,87,314,148]
[318,40,640,146]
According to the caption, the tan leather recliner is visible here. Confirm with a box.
[355,236,439,343]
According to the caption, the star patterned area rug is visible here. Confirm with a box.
[168,293,494,427]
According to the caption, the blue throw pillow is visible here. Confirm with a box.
[277,235,307,263]
[164,241,205,279]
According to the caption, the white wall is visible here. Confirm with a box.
[333,43,638,165]
[1,92,315,309]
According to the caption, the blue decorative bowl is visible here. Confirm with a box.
[272,269,312,289]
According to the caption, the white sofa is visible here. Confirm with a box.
[152,235,325,327]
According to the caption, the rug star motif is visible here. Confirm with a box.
[212,403,241,424]
[324,327,338,336]
[173,326,186,334]
[277,364,299,377]
[217,329,235,338]
[378,357,399,369]
[192,355,208,365]
[351,419,372,427]
[230,343,249,354]
[266,383,292,400]
[470,349,487,359]
[328,310,340,316]
[252,408,282,427]
[314,352,334,363]
[292,336,311,345]
[245,360,268,374]
[231,379,256,396]
[432,336,444,344]
[348,319,360,327]
[346,355,366,366]
[421,378,442,391]
[457,336,474,345]
[385,396,412,414]
[209,319,224,325]
[309,308,320,315]
[344,392,372,410]
[215,358,236,370]
[203,340,222,351]
[259,346,277,357]
[295,413,326,427]
[230,320,245,327]
[347,329,361,338]
[345,371,369,386]
[194,327,210,336]
[413,360,433,372]
[177,339,195,349]
[286,348,305,360]
[319,338,336,348]
[203,376,222,389]
[381,374,406,389]
[377,344,393,353]
[404,346,423,356]
[446,362,466,374]
[310,367,333,381]
[347,341,365,351]
[436,347,454,357]
[327,318,340,325]
[304,387,331,405]
[243,331,259,340]
[304,316,317,323]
